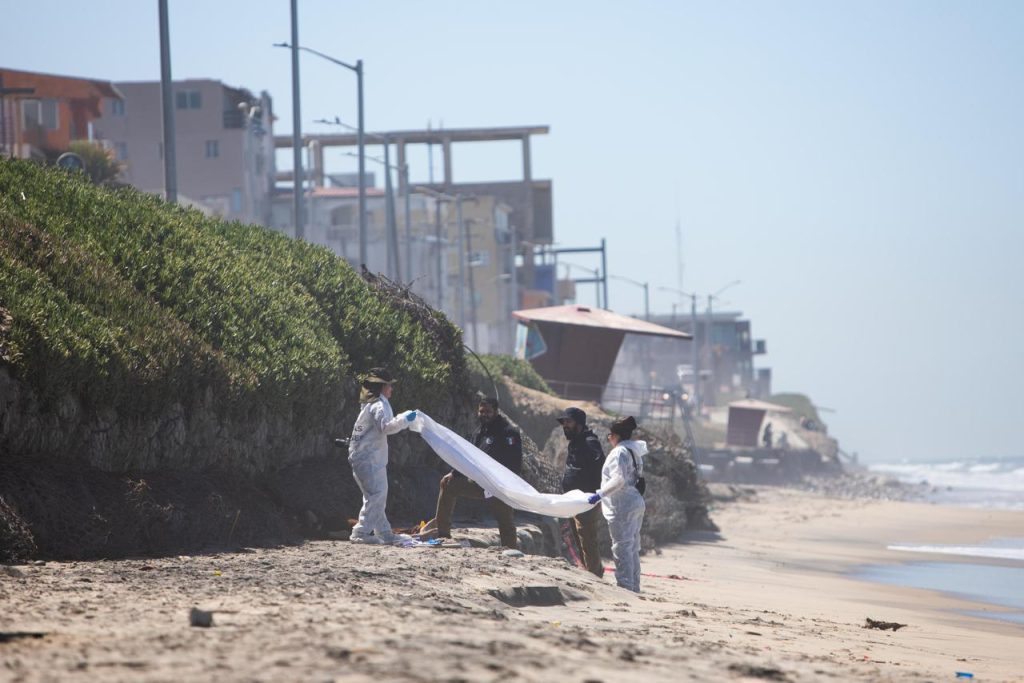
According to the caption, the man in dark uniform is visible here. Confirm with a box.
[425,397,522,549]
[557,407,605,577]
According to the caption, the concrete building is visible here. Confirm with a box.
[0,67,121,159]
[274,125,553,355]
[275,125,553,310]
[444,195,517,354]
[93,79,275,225]
[269,185,450,305]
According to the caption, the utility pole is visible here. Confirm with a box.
[157,0,177,203]
[382,139,399,280]
[601,238,609,309]
[691,293,700,415]
[289,0,303,239]
[455,196,466,328]
[705,293,714,409]
[465,217,479,350]
[356,59,366,267]
[402,163,411,283]
[434,198,443,309]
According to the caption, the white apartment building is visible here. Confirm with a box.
[93,79,275,225]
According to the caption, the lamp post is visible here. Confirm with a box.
[274,42,364,262]
[559,261,602,306]
[704,280,741,410]
[611,274,654,395]
[609,275,650,320]
[157,0,177,203]
[659,285,700,413]
[413,185,459,312]
[323,118,408,282]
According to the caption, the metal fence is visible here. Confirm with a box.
[543,379,682,424]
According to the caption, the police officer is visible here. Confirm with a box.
[558,406,605,577]
[426,397,523,548]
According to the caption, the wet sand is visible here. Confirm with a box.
[2,488,1022,682]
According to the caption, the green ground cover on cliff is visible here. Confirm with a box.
[768,393,825,427]
[468,354,554,396]
[0,159,465,442]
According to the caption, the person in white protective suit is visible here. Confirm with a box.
[347,367,418,544]
[586,416,647,592]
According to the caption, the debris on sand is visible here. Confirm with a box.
[863,617,907,631]
[727,662,789,680]
[487,585,566,607]
[189,608,213,628]
[0,632,46,643]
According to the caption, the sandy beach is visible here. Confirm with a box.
[2,487,1022,682]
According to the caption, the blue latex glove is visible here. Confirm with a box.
[405,410,418,422]
[587,493,601,505]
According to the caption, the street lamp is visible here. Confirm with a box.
[609,274,650,320]
[704,280,741,412]
[338,149,405,281]
[559,261,602,307]
[320,117,415,284]
[411,184,460,313]
[274,42,366,265]
[706,279,742,355]
[659,286,701,412]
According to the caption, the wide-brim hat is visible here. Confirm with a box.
[362,367,396,384]
[556,407,587,425]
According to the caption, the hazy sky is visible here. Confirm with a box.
[3,1,1022,462]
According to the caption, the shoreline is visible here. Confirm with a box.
[2,486,1023,681]
[653,487,1024,677]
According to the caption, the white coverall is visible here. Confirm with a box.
[347,396,413,541]
[596,439,647,592]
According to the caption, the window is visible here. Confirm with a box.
[231,188,242,213]
[114,142,128,161]
[176,90,201,110]
[205,140,219,158]
[111,99,125,116]
[22,99,59,130]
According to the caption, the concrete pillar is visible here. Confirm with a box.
[396,139,407,194]
[313,141,325,188]
[442,137,452,188]
[521,134,532,182]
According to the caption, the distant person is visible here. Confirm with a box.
[777,432,789,450]
[762,421,774,449]
[347,367,418,544]
[557,407,606,577]
[422,397,523,549]
[587,416,647,592]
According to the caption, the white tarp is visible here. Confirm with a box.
[409,412,596,518]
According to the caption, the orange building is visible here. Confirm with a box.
[0,68,122,159]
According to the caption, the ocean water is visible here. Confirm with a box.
[856,561,1024,625]
[858,457,1024,626]
[869,456,1024,510]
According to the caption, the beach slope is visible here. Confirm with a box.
[2,488,1021,681]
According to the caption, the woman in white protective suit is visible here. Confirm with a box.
[347,367,418,544]
[586,416,647,592]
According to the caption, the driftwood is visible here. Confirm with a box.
[863,617,907,631]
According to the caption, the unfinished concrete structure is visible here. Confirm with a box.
[274,125,552,314]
